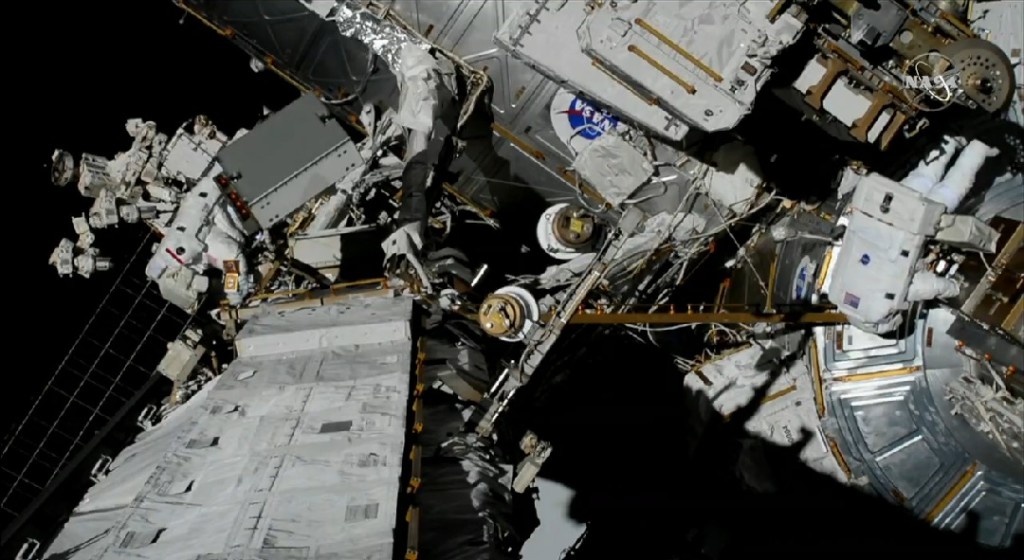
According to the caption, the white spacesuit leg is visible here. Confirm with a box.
[405,129,431,161]
[901,135,965,195]
[927,140,999,212]
[211,204,247,245]
[397,44,441,162]
[907,270,960,302]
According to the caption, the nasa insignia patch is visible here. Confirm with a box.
[792,256,817,301]
[549,88,623,155]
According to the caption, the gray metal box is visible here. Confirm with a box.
[850,173,945,235]
[216,93,363,226]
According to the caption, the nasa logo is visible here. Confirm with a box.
[902,52,964,111]
[860,253,871,266]
[792,256,815,301]
[549,88,627,154]
[559,96,619,141]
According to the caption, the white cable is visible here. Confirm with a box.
[708,198,771,299]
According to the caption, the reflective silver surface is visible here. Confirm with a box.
[816,307,1024,547]
[332,0,431,71]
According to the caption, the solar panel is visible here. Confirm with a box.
[1,229,194,530]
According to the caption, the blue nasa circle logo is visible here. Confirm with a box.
[560,96,619,140]
[792,256,814,300]
[794,267,809,300]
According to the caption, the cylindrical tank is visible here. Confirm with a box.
[478,286,541,342]
[536,203,601,260]
[94,257,113,272]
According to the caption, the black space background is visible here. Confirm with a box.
[2,1,296,536]
[5,2,296,430]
